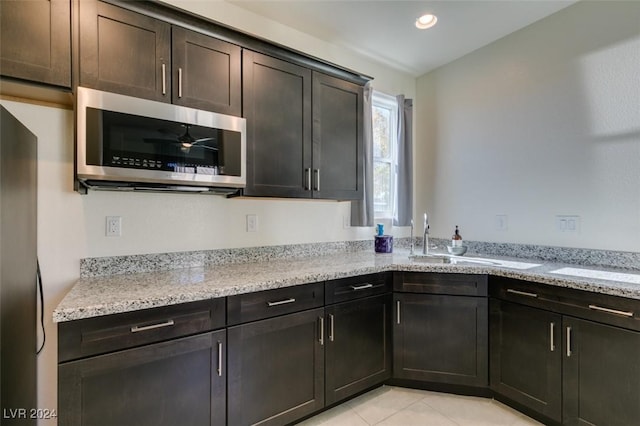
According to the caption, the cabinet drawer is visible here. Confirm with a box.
[326,272,391,304]
[490,276,640,332]
[227,282,324,325]
[394,272,488,296]
[58,298,225,362]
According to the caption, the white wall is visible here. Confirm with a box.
[415,0,640,252]
[2,2,415,422]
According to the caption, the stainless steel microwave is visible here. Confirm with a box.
[76,87,246,194]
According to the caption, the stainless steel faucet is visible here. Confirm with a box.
[422,213,429,255]
[410,219,415,255]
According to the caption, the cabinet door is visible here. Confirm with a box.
[325,294,392,405]
[0,0,70,87]
[490,299,562,423]
[563,317,640,426]
[312,72,363,200]
[172,27,241,115]
[79,0,171,102]
[242,50,312,197]
[228,308,324,425]
[394,293,488,387]
[58,330,226,426]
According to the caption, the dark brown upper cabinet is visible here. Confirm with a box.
[78,0,241,115]
[0,0,71,87]
[78,0,170,102]
[243,51,364,200]
[312,72,363,200]
[171,26,241,116]
[242,50,312,198]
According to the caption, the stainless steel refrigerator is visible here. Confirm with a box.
[0,105,37,425]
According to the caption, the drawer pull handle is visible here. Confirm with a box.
[566,326,572,357]
[267,298,296,307]
[550,322,555,352]
[328,314,335,342]
[319,316,324,346]
[588,304,633,318]
[217,341,223,377]
[130,319,174,333]
[396,300,401,325]
[161,63,167,95]
[506,289,538,298]
[350,283,373,291]
[305,168,312,191]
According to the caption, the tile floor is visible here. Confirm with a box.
[298,386,543,426]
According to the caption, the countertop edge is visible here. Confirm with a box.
[53,252,640,323]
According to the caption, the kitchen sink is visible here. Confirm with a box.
[408,254,451,263]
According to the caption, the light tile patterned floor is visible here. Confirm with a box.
[298,386,543,426]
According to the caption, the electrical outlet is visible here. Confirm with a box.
[106,216,122,237]
[246,214,258,232]
[556,215,580,233]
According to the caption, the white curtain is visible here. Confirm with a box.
[394,95,413,227]
[351,82,374,227]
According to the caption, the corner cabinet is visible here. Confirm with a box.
[243,50,364,200]
[393,273,489,390]
[57,299,227,426]
[490,276,640,426]
[0,0,71,87]
[77,0,241,115]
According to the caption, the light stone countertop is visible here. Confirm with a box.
[53,250,640,322]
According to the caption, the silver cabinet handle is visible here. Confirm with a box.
[506,289,538,298]
[588,304,634,318]
[318,316,324,345]
[217,341,223,377]
[328,314,334,342]
[566,326,572,357]
[396,300,401,324]
[178,67,183,98]
[350,283,373,291]
[305,168,311,191]
[131,319,174,333]
[550,322,555,352]
[314,169,320,191]
[161,63,167,95]
[267,298,296,307]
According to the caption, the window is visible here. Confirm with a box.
[372,91,398,219]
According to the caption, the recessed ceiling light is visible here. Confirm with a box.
[415,14,438,30]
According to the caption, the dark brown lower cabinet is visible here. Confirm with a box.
[393,293,488,387]
[491,298,640,426]
[563,317,640,426]
[490,299,562,423]
[325,294,392,405]
[58,330,226,426]
[227,308,325,426]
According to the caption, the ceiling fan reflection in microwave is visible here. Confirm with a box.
[144,124,219,154]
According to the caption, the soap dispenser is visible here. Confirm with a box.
[452,226,463,248]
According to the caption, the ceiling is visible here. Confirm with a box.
[228,0,578,76]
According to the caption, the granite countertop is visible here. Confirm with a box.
[53,249,640,322]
